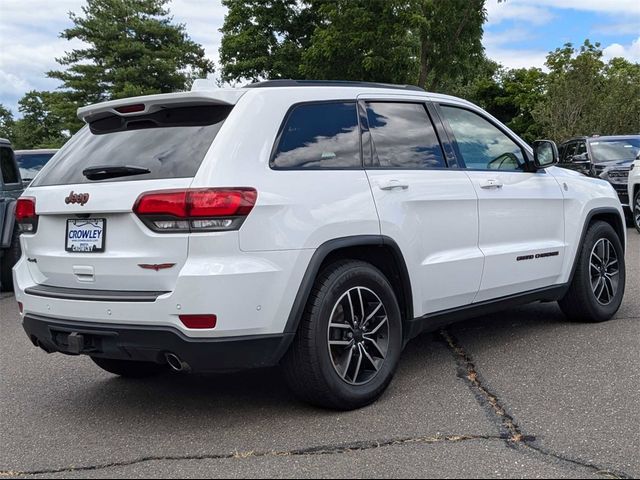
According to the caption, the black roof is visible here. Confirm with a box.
[0,138,11,146]
[244,79,425,92]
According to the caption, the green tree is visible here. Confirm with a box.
[11,91,69,149]
[495,67,547,143]
[300,0,419,84]
[218,0,493,89]
[48,0,214,132]
[534,41,605,141]
[599,58,640,134]
[413,0,487,91]
[219,0,318,82]
[0,105,16,141]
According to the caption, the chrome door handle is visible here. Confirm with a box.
[379,180,409,191]
[480,179,504,189]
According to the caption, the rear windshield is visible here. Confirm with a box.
[32,105,232,187]
[16,152,56,181]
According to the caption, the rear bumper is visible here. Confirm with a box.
[23,314,294,373]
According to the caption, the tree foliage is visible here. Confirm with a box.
[48,0,214,133]
[0,105,16,142]
[219,0,317,82]
[413,0,487,91]
[300,0,418,83]
[219,0,487,88]
[533,41,640,142]
[0,93,69,149]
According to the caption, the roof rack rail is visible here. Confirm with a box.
[244,79,425,92]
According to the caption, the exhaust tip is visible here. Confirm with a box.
[165,353,189,372]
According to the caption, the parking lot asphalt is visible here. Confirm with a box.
[1,230,638,479]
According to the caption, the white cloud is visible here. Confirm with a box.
[486,2,555,26]
[488,0,640,17]
[486,48,549,70]
[603,37,640,62]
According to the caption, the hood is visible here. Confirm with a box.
[594,159,634,168]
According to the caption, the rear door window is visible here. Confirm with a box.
[271,102,360,169]
[1,147,19,185]
[365,102,446,169]
[32,105,232,186]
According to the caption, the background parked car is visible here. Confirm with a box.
[14,149,58,186]
[629,154,640,233]
[0,138,23,291]
[558,135,640,211]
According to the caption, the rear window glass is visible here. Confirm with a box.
[16,152,56,181]
[271,102,360,169]
[1,147,19,184]
[32,105,232,186]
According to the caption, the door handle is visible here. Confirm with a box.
[480,179,504,190]
[379,180,409,191]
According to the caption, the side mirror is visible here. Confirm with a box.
[572,152,590,164]
[532,140,558,169]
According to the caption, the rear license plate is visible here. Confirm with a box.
[66,219,106,253]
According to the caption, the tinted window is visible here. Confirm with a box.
[575,142,587,156]
[15,152,56,181]
[441,106,525,171]
[366,102,445,169]
[558,144,567,161]
[1,147,19,184]
[561,142,577,162]
[33,105,231,186]
[271,102,360,169]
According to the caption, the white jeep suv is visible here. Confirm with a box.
[13,80,627,410]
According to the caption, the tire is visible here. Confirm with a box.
[0,227,21,292]
[633,189,640,234]
[91,357,166,378]
[559,221,626,323]
[283,260,403,410]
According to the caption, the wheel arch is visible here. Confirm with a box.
[567,207,626,287]
[283,235,414,337]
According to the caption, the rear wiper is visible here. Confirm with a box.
[83,165,151,181]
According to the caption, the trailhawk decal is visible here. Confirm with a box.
[517,251,560,262]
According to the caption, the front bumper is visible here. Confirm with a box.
[23,314,294,372]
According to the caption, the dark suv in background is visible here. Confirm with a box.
[0,138,23,291]
[558,135,640,209]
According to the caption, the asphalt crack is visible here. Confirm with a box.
[0,434,499,477]
[439,329,632,480]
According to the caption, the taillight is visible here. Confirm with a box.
[133,188,257,233]
[15,197,38,233]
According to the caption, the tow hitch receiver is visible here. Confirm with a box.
[67,332,85,354]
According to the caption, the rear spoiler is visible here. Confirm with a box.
[77,90,247,123]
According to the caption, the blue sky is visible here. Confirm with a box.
[1,0,639,116]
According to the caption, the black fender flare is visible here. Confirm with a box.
[565,207,626,290]
[282,235,413,335]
